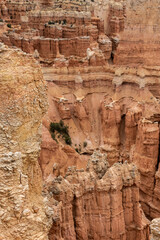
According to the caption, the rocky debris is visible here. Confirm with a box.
[86,150,109,179]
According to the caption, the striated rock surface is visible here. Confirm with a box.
[0,43,52,240]
[114,0,160,66]
[150,218,160,240]
[47,151,150,240]
[1,0,160,66]
[1,0,160,238]
[0,0,112,65]
[41,64,160,223]
[40,124,88,180]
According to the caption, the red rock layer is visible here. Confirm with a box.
[47,153,150,240]
[40,65,160,222]
[114,0,160,66]
[1,0,160,234]
[0,0,114,66]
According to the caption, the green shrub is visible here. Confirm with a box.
[50,122,61,132]
[50,120,72,145]
[0,19,3,22]
[62,125,69,135]
[7,23,11,28]
[50,123,56,133]
[51,132,57,142]
[83,141,87,148]
[48,20,55,25]
[50,121,69,135]
[62,19,67,25]
[64,135,72,145]
[75,148,79,153]
[59,119,64,127]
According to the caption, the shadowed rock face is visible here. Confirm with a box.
[0,43,52,240]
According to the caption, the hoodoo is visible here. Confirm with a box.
[0,0,160,239]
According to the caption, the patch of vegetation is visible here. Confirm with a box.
[83,141,87,148]
[50,120,72,145]
[62,19,67,25]
[0,19,3,22]
[48,19,67,25]
[48,20,55,25]
[75,148,79,153]
[7,23,11,28]
[51,132,57,143]
[64,134,72,145]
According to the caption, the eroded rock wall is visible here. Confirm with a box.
[1,0,160,238]
[41,64,160,223]
[114,0,160,66]
[0,43,52,240]
[47,152,150,240]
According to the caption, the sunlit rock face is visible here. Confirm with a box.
[0,43,51,240]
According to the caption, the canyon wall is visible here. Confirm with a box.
[1,0,160,239]
[114,0,160,66]
[0,43,52,240]
[42,64,160,222]
[48,151,150,240]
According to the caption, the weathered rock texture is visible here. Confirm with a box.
[114,0,160,66]
[0,0,112,65]
[42,64,160,221]
[0,43,52,240]
[150,218,160,240]
[1,0,160,66]
[1,0,160,239]
[47,151,150,240]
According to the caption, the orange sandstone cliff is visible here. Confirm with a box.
[47,151,150,240]
[1,0,160,239]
